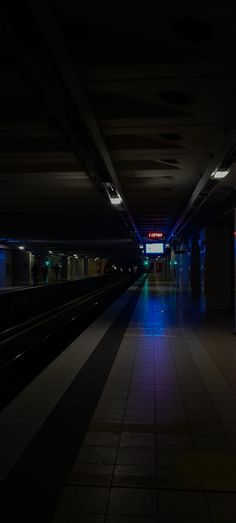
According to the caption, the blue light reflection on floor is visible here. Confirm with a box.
[134,276,233,336]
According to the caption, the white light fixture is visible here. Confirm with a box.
[18,245,25,250]
[109,194,122,205]
[211,169,230,179]
[139,244,143,249]
[48,250,53,254]
[103,182,122,205]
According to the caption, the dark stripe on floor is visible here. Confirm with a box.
[0,276,145,523]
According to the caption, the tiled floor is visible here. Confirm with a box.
[53,276,236,522]
[2,274,236,521]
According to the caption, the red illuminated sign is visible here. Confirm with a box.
[146,232,163,239]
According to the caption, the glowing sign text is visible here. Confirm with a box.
[146,232,163,239]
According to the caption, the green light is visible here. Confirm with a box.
[144,260,149,266]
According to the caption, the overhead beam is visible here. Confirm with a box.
[168,129,236,241]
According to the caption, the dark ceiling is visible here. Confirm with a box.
[0,2,236,255]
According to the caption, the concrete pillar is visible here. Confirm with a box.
[156,258,165,281]
[67,256,72,279]
[84,257,89,276]
[95,258,102,275]
[205,227,231,310]
[164,256,171,281]
[190,235,201,298]
[79,258,84,277]
[68,256,72,279]
[162,258,167,281]
[170,248,177,284]
[12,250,31,285]
[153,260,157,275]
[68,256,79,279]
[88,258,97,276]
[61,256,68,280]
[234,211,236,329]
[199,229,206,295]
[0,248,12,286]
[179,252,190,291]
[74,258,79,278]
[101,258,108,275]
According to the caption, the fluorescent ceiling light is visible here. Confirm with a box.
[109,194,122,205]
[211,169,230,179]
[103,182,122,205]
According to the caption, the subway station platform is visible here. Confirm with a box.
[0,275,95,293]
[1,275,236,522]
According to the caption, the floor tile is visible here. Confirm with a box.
[53,514,105,522]
[58,486,109,514]
[158,464,202,490]
[157,434,193,449]
[207,492,236,521]
[197,451,236,491]
[117,447,156,466]
[158,490,210,519]
[76,446,117,465]
[106,516,156,523]
[158,519,210,523]
[127,393,155,402]
[126,400,155,410]
[124,410,155,424]
[192,434,232,451]
[157,410,187,421]
[108,487,157,517]
[113,464,157,488]
[189,421,226,435]
[69,463,113,486]
[83,431,120,447]
[120,432,155,448]
[158,449,198,468]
